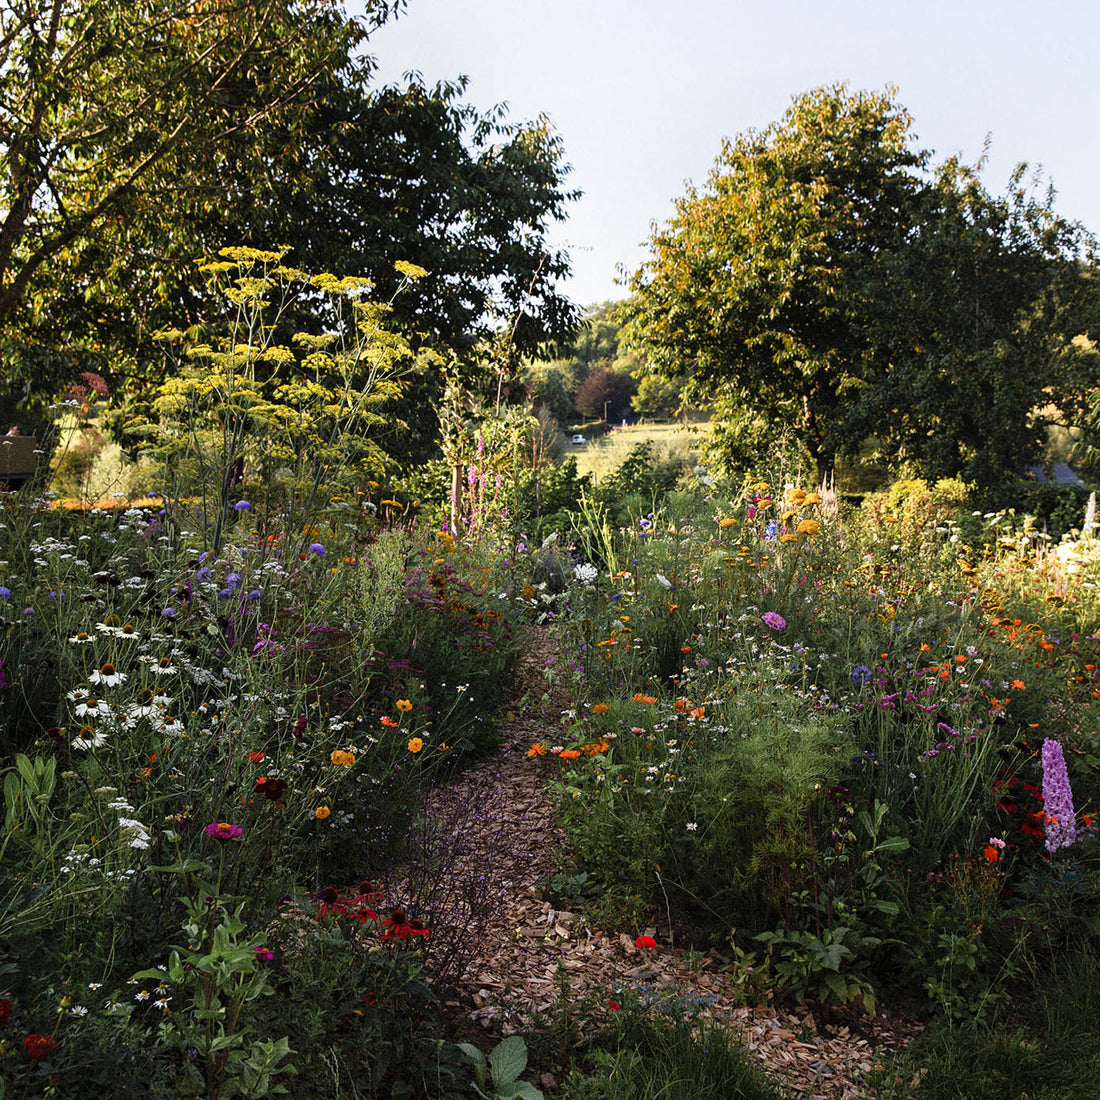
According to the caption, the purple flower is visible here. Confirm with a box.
[161,608,176,618]
[308,543,325,556]
[204,822,243,841]
[1041,738,1077,853]
[851,665,873,685]
[0,587,10,599]
[252,945,274,961]
[234,500,250,512]
[247,589,262,601]
[761,612,786,631]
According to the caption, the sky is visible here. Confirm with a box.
[363,0,1100,308]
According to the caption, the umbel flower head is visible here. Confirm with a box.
[1041,738,1077,853]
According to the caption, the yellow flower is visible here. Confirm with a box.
[796,519,821,536]
[314,805,331,819]
[718,517,737,528]
[407,737,424,753]
[780,533,799,543]
[803,492,822,505]
[330,750,356,767]
[396,699,413,713]
[394,260,429,280]
[788,489,807,505]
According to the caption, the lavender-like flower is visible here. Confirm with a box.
[1041,737,1077,853]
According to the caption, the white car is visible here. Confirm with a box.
[570,433,587,445]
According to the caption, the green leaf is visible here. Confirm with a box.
[489,1036,528,1088]
[457,1042,487,1087]
[874,834,910,854]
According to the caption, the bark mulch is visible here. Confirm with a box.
[413,628,923,1099]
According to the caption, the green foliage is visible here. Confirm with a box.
[559,1012,781,1100]
[457,1035,544,1100]
[623,83,1099,485]
[137,248,427,553]
[0,0,394,404]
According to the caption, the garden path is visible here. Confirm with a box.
[419,627,921,1099]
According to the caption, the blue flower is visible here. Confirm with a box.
[308,543,325,556]
[0,587,9,599]
[765,519,778,540]
[234,500,250,511]
[851,665,873,685]
[247,589,262,601]
[161,608,176,618]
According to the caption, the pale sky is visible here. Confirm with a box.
[363,0,1099,308]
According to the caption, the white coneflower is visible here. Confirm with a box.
[72,727,108,750]
[74,697,111,719]
[88,662,127,687]
[68,631,95,644]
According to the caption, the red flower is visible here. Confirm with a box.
[255,776,287,801]
[635,935,657,950]
[381,909,429,942]
[0,999,11,1027]
[982,845,1000,863]
[317,885,350,920]
[608,1000,621,1011]
[23,1033,55,1061]
[247,751,265,763]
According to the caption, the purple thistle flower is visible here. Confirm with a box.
[1041,738,1077,853]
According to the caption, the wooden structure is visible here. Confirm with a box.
[0,435,37,488]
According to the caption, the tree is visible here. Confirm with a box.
[623,84,925,480]
[575,366,635,421]
[0,2,581,442]
[0,0,402,422]
[624,84,1098,484]
[852,161,1097,484]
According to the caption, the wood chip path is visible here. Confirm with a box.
[412,628,922,1098]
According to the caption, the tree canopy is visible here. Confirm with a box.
[0,0,580,436]
[622,83,1098,484]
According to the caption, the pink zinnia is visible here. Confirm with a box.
[204,822,243,841]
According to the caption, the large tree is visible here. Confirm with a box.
[0,0,400,418]
[622,84,925,479]
[0,1,581,437]
[622,83,1098,484]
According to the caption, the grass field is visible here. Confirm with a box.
[565,420,712,481]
